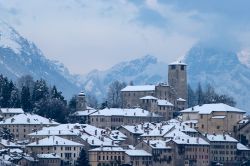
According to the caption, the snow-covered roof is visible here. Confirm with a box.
[238,119,249,124]
[81,134,117,147]
[211,116,226,119]
[0,108,24,114]
[37,153,61,159]
[141,124,175,137]
[89,146,125,152]
[0,113,59,125]
[143,140,172,149]
[109,130,127,141]
[27,136,84,147]
[28,127,78,136]
[206,134,238,142]
[122,120,196,138]
[172,136,209,145]
[177,98,186,102]
[165,129,209,145]
[0,139,21,147]
[73,109,97,116]
[183,120,198,124]
[237,143,250,151]
[157,99,174,106]
[180,103,246,114]
[169,61,187,66]
[121,125,145,135]
[90,108,161,117]
[10,148,23,153]
[125,150,152,156]
[140,96,157,100]
[121,85,155,92]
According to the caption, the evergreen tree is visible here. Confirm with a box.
[76,149,90,166]
[9,87,20,107]
[17,75,34,93]
[32,79,49,102]
[68,95,77,113]
[50,85,64,100]
[196,83,204,105]
[21,86,32,112]
[187,84,196,107]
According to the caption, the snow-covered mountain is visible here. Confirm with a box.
[0,20,80,98]
[80,55,168,100]
[183,44,250,111]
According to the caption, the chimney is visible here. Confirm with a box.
[100,144,103,151]
[187,139,189,143]
[95,129,97,135]
[112,141,114,146]
[147,139,150,145]
[59,130,61,134]
[92,140,94,144]
[56,141,58,145]
[196,137,199,143]
[7,140,10,145]
[36,138,39,145]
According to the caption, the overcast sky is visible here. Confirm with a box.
[0,0,250,74]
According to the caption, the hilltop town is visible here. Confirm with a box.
[0,62,249,166]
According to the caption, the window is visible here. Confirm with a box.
[201,124,204,129]
[171,65,176,70]
[217,126,220,129]
[181,65,184,70]
[200,115,203,119]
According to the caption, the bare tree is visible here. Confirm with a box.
[107,80,126,108]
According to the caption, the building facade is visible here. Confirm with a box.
[181,103,245,134]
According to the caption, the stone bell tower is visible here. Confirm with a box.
[76,91,87,111]
[168,61,187,101]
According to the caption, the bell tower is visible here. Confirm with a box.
[168,61,187,101]
[76,91,87,111]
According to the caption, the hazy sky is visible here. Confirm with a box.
[0,0,250,74]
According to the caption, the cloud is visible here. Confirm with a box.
[0,0,249,74]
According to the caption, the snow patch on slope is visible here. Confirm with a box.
[0,20,21,54]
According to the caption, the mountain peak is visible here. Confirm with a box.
[184,43,250,111]
[0,21,80,98]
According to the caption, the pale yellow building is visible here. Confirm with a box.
[26,136,84,165]
[88,146,152,166]
[180,103,245,134]
[0,113,59,140]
